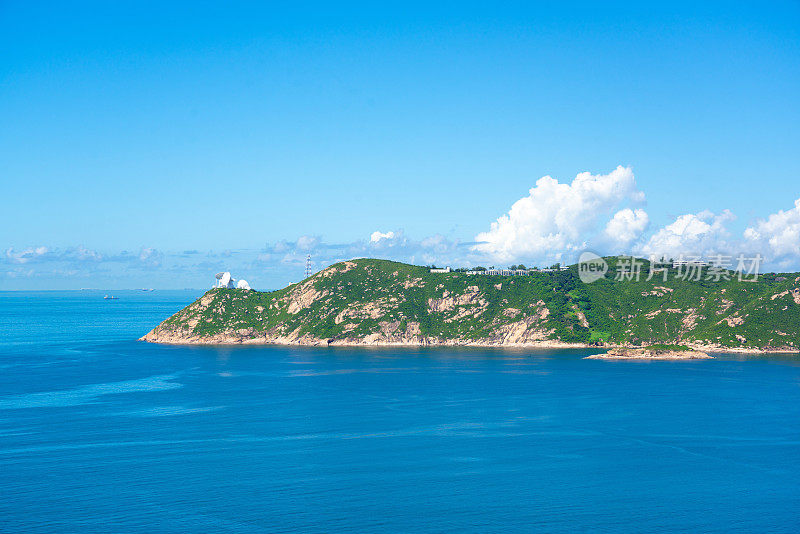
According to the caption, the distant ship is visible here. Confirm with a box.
[104,295,119,300]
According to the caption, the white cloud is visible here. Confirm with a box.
[744,198,800,260]
[370,230,396,243]
[295,235,320,251]
[5,246,48,264]
[137,247,163,267]
[2,245,165,270]
[0,244,171,287]
[473,166,645,262]
[638,209,735,259]
[273,241,292,253]
[420,234,451,251]
[252,229,472,276]
[4,245,104,265]
[603,208,650,248]
[74,246,102,262]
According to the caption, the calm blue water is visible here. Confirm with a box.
[1,291,799,533]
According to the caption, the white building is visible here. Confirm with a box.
[464,267,567,276]
[672,259,708,268]
[429,267,451,273]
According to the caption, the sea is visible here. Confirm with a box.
[1,290,799,533]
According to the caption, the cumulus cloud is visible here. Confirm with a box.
[370,230,396,243]
[602,208,650,249]
[744,198,800,261]
[473,166,645,263]
[638,210,735,259]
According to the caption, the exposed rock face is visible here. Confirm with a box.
[571,304,589,328]
[334,300,389,324]
[682,308,702,331]
[483,315,550,344]
[427,286,484,312]
[717,299,734,315]
[721,314,745,327]
[641,286,674,297]
[286,281,326,314]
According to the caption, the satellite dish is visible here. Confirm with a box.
[215,272,233,288]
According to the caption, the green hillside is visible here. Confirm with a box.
[142,258,800,351]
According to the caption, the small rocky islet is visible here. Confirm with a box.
[585,347,713,360]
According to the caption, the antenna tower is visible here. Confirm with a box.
[305,254,312,278]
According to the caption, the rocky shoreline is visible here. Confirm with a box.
[139,328,596,349]
[139,329,799,354]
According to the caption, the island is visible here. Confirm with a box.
[585,345,713,360]
[141,257,800,353]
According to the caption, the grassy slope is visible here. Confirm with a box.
[154,258,800,349]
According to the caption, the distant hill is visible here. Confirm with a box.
[141,258,800,352]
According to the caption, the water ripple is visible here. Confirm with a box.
[0,374,183,409]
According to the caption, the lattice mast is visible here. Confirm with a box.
[305,254,312,278]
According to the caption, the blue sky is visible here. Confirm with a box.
[2,2,799,289]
